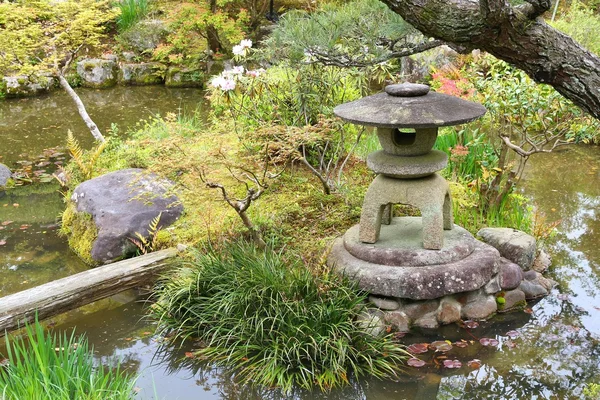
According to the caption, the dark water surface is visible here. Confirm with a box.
[1,87,599,399]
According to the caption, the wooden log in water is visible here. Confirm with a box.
[0,248,178,335]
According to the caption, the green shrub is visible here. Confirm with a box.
[152,241,408,392]
[116,0,149,32]
[551,1,600,56]
[0,318,135,400]
[259,0,416,66]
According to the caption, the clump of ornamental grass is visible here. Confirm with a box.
[0,318,136,400]
[151,241,408,392]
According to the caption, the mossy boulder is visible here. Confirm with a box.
[119,62,166,85]
[76,59,118,89]
[0,163,12,188]
[165,67,206,88]
[66,169,183,265]
[2,74,56,98]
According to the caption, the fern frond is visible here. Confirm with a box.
[86,139,108,179]
[66,130,89,178]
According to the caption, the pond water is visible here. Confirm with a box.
[0,86,205,166]
[1,88,599,399]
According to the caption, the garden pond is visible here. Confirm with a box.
[0,88,599,399]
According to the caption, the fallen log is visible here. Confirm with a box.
[0,248,178,335]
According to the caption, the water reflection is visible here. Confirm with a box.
[0,86,206,166]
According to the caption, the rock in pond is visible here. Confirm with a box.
[0,163,12,187]
[70,169,183,264]
[165,67,206,88]
[477,227,537,271]
[119,63,166,85]
[3,75,55,98]
[77,59,118,88]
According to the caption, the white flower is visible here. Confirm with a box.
[246,70,260,78]
[210,76,227,88]
[240,39,252,49]
[232,45,244,56]
[232,65,245,75]
[221,79,236,91]
[211,75,236,91]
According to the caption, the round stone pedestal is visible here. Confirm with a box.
[328,217,500,300]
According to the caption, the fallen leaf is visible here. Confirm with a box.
[467,359,482,369]
[0,240,6,246]
[1,221,13,226]
[184,352,195,358]
[454,341,469,348]
[12,204,19,207]
[524,307,534,314]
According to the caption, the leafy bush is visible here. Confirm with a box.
[116,0,149,32]
[551,1,600,56]
[152,241,408,391]
[0,319,135,399]
[153,2,248,64]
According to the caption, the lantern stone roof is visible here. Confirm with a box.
[333,83,486,129]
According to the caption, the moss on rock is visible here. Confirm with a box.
[60,203,98,266]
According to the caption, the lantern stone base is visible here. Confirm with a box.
[327,219,558,331]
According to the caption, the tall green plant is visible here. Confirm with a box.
[152,241,408,392]
[117,0,149,32]
[0,319,135,400]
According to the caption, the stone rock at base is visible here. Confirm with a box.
[461,291,497,320]
[518,280,548,299]
[499,289,526,312]
[77,59,118,88]
[522,270,538,281]
[436,297,462,325]
[0,163,11,187]
[477,227,537,271]
[414,312,439,329]
[3,75,55,97]
[538,275,557,291]
[368,295,400,310]
[533,249,552,273]
[357,309,386,337]
[119,63,166,85]
[484,275,501,294]
[71,168,183,264]
[402,300,439,320]
[328,237,500,299]
[165,67,205,88]
[384,310,410,332]
[499,257,523,290]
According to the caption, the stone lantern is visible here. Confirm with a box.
[327,83,555,329]
[334,83,485,250]
[328,83,501,305]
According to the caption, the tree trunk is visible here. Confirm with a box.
[57,74,106,142]
[0,249,177,335]
[381,0,600,120]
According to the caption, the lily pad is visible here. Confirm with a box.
[407,343,429,354]
[407,358,426,368]
[464,320,479,329]
[479,337,499,347]
[506,330,520,339]
[443,359,462,369]
[430,340,453,352]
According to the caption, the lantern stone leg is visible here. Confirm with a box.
[359,174,453,249]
